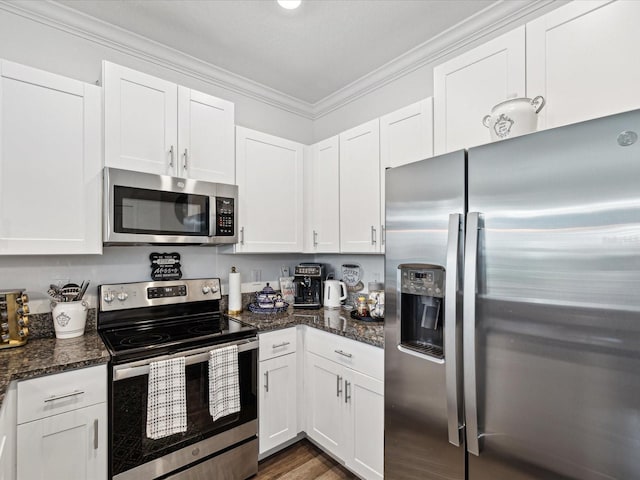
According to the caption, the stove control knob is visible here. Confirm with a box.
[117,291,128,302]
[103,291,115,303]
[211,283,219,293]
[202,285,211,294]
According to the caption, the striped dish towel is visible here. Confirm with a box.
[209,345,240,421]
[146,357,187,439]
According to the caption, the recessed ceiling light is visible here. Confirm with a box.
[277,0,301,10]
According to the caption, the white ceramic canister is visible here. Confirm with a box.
[52,300,88,339]
[482,95,545,141]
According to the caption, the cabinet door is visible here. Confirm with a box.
[259,354,298,454]
[103,61,178,175]
[305,136,340,253]
[17,402,107,480]
[305,352,344,459]
[177,86,235,183]
[527,0,640,130]
[434,26,525,154]
[379,98,433,252]
[0,60,101,255]
[344,370,384,480]
[339,119,381,253]
[235,127,303,253]
[0,383,16,480]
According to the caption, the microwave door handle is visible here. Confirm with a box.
[445,213,463,447]
[209,196,216,236]
[464,211,481,456]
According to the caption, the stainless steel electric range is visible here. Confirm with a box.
[97,278,258,480]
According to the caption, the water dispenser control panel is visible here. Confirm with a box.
[400,266,445,298]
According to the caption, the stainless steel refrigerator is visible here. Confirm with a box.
[384,109,640,480]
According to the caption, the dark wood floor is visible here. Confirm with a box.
[254,439,357,479]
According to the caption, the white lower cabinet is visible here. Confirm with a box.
[305,329,384,480]
[258,328,299,455]
[0,383,16,480]
[15,365,107,480]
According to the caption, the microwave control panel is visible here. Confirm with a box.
[215,197,235,236]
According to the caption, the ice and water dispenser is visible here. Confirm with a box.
[399,264,445,360]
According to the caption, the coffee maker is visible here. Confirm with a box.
[293,263,325,309]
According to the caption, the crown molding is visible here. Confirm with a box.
[0,0,559,121]
[0,0,315,119]
[311,0,560,118]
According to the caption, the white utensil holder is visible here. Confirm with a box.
[52,300,88,339]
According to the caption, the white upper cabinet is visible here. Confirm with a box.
[433,26,526,155]
[304,136,340,253]
[527,0,640,130]
[177,86,234,183]
[103,62,234,182]
[235,127,303,253]
[0,60,102,255]
[339,119,381,254]
[379,98,433,252]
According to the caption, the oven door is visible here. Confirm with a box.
[110,338,258,480]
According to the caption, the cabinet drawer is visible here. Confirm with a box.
[259,328,297,361]
[306,328,383,381]
[17,365,107,424]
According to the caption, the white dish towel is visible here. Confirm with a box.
[146,357,187,439]
[209,345,240,421]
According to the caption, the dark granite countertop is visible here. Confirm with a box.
[0,329,109,406]
[228,306,384,349]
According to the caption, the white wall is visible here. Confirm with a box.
[0,8,314,144]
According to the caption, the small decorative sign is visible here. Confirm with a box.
[150,252,182,281]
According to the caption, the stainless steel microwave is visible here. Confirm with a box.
[104,167,237,245]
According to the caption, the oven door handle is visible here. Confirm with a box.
[113,337,258,381]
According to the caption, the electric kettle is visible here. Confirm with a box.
[324,280,347,308]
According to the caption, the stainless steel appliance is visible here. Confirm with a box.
[292,263,325,309]
[97,278,258,480]
[385,109,640,480]
[0,289,29,349]
[104,167,237,245]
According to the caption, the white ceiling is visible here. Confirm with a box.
[56,0,496,104]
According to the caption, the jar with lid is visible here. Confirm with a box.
[368,282,385,319]
[356,296,369,317]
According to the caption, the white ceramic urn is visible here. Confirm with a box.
[482,95,545,141]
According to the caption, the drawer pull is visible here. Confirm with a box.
[272,341,291,349]
[44,390,84,403]
[334,349,352,358]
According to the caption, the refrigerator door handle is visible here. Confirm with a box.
[464,211,481,456]
[445,213,463,447]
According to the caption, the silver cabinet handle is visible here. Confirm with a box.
[464,212,481,456]
[240,227,245,245]
[313,230,318,247]
[44,390,84,403]
[183,148,189,171]
[336,375,342,397]
[94,419,99,450]
[264,371,269,392]
[169,145,175,168]
[272,341,290,349]
[334,349,352,358]
[344,380,351,403]
[381,224,386,246]
[371,226,377,245]
[445,213,463,447]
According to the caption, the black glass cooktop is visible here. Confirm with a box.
[100,315,257,364]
